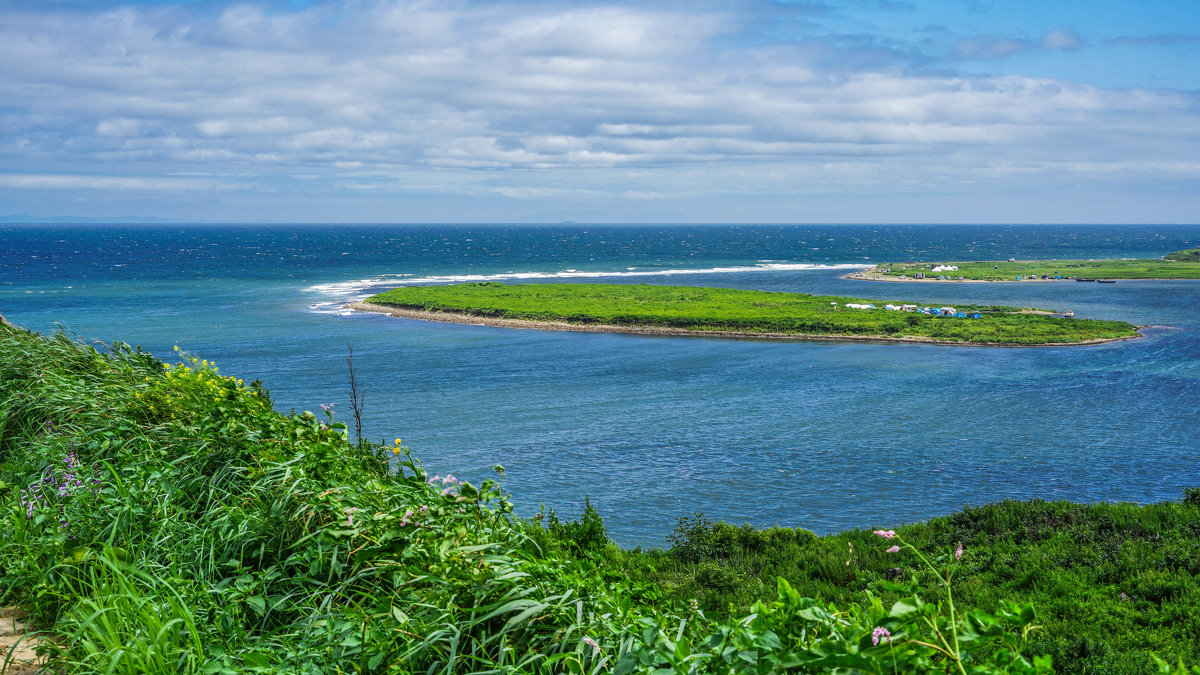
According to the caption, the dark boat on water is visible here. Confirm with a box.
[1076,278,1096,282]
[1097,279,1117,283]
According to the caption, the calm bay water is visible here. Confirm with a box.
[2,223,1199,547]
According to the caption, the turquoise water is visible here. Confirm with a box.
[2,223,1198,546]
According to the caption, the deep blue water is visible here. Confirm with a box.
[2,223,1199,547]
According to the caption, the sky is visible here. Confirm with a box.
[1,0,1199,223]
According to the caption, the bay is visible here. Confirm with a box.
[2,223,1198,547]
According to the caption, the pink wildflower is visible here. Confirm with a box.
[886,545,900,553]
[955,542,964,560]
[443,474,458,485]
[428,475,441,484]
[441,486,455,496]
[582,636,601,655]
[872,626,892,646]
[344,507,358,527]
[872,530,896,539]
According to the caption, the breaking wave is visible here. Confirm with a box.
[303,262,872,315]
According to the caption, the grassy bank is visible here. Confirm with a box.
[1,323,1196,674]
[862,257,1200,282]
[364,283,1139,345]
[1163,248,1200,262]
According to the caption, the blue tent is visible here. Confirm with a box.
[970,313,983,319]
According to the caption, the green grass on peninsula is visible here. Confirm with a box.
[867,252,1200,282]
[1163,248,1200,262]
[1,324,1198,674]
[366,282,1139,345]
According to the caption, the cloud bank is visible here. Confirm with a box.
[1,0,1198,222]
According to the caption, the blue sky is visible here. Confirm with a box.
[1,0,1198,223]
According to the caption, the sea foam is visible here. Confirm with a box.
[302,262,872,314]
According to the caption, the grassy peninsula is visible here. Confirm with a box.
[361,282,1140,345]
[1,324,1199,674]
[857,250,1200,282]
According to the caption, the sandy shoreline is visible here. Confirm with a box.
[348,302,1141,347]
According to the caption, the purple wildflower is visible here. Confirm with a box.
[886,545,900,553]
[582,636,601,655]
[872,627,892,646]
[955,542,964,560]
[872,530,896,539]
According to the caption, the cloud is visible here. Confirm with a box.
[1041,29,1081,52]
[953,36,1032,60]
[0,1,1196,220]
[953,28,1081,60]
[0,173,220,191]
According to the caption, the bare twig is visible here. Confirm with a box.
[347,345,364,443]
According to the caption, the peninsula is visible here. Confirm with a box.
[850,248,1200,283]
[355,282,1140,346]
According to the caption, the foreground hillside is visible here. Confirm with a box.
[0,322,1196,674]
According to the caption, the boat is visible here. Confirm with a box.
[1097,279,1116,283]
[1076,278,1096,282]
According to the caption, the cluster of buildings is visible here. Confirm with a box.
[833,302,984,319]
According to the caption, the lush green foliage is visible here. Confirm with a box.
[1163,248,1200,263]
[869,259,1200,281]
[592,501,1200,675]
[1,325,1193,674]
[366,283,1138,345]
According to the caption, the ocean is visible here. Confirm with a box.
[2,223,1198,547]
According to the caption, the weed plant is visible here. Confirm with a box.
[0,324,1193,674]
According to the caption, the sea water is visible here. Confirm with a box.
[2,223,1198,547]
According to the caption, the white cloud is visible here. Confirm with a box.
[1041,29,1082,51]
[0,173,219,191]
[0,1,1197,221]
